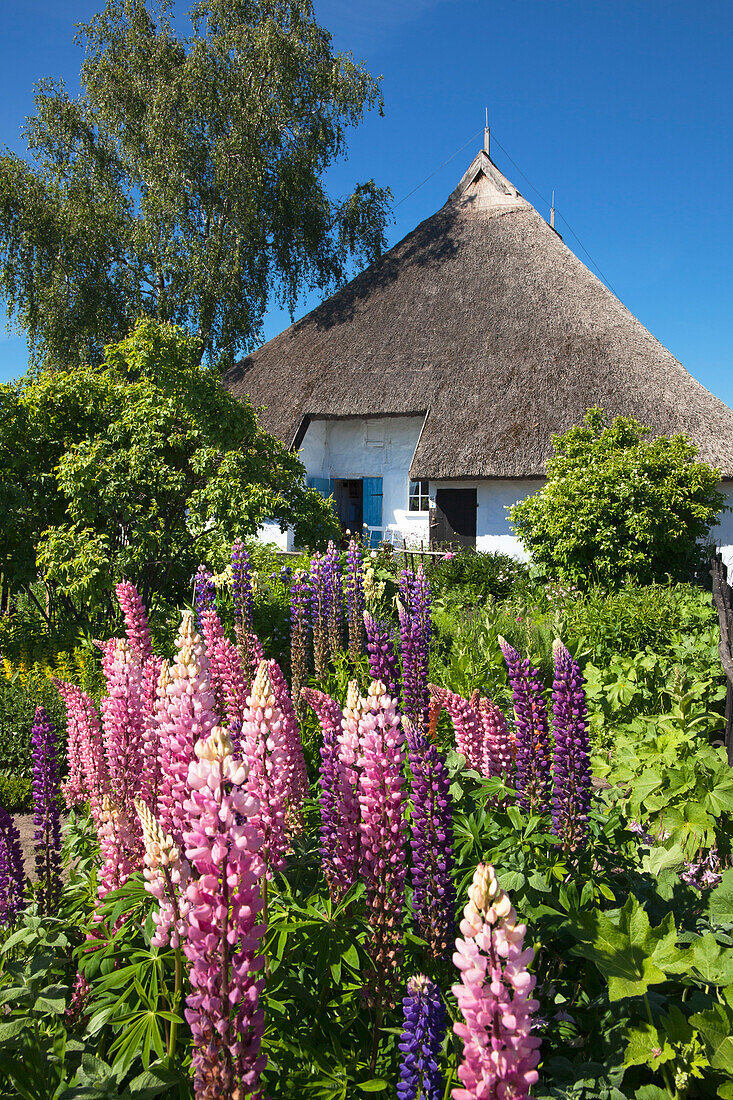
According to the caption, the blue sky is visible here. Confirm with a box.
[1,0,731,407]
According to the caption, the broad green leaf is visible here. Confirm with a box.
[624,1023,674,1069]
[709,868,733,924]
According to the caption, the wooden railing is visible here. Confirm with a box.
[710,552,733,765]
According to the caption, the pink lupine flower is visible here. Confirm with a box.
[477,698,513,782]
[138,657,166,809]
[268,660,309,817]
[98,639,146,894]
[357,679,408,1003]
[55,682,108,820]
[431,687,484,773]
[452,863,541,1100]
[240,661,290,873]
[115,580,153,664]
[182,727,267,1100]
[135,797,189,949]
[302,685,345,895]
[200,609,248,727]
[157,612,218,850]
[334,681,364,897]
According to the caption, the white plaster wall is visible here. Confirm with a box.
[712,482,733,572]
[255,521,292,551]
[299,415,426,540]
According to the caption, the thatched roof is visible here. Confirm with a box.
[224,147,733,478]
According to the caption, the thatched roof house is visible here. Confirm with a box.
[224,141,733,552]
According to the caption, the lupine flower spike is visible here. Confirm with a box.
[302,686,347,896]
[98,639,146,896]
[498,638,552,813]
[325,539,343,655]
[182,727,267,1100]
[289,569,311,704]
[358,679,408,1004]
[0,807,25,925]
[193,565,216,630]
[334,680,364,897]
[346,538,365,659]
[405,718,456,958]
[310,553,329,678]
[452,863,541,1100]
[136,798,189,948]
[116,580,153,664]
[551,639,592,850]
[397,974,447,1100]
[31,706,62,914]
[240,661,290,873]
[268,660,310,825]
[364,612,401,701]
[398,567,431,735]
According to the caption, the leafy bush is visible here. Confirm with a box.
[510,407,725,587]
[0,775,33,812]
[429,550,529,604]
[0,668,68,778]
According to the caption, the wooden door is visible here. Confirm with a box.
[432,488,477,548]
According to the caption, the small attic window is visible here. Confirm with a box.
[365,421,384,446]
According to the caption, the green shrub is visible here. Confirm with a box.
[510,407,724,587]
[429,550,529,604]
[0,673,67,778]
[0,776,33,813]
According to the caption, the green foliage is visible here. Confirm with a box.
[510,408,725,587]
[0,777,33,813]
[0,0,390,373]
[0,671,68,779]
[429,551,529,604]
[1,319,338,630]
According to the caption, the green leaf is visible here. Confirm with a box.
[709,868,733,924]
[570,896,684,1000]
[624,1022,674,1069]
[689,933,733,985]
[356,1081,389,1092]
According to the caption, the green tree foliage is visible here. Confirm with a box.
[509,408,725,587]
[0,318,338,626]
[0,0,390,372]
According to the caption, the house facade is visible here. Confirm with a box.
[226,138,733,561]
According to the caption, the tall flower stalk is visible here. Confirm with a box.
[365,613,401,701]
[56,682,108,819]
[358,679,408,1004]
[31,706,62,914]
[406,720,455,958]
[0,807,25,925]
[182,727,267,1100]
[498,638,552,813]
[289,569,311,705]
[231,539,255,633]
[551,639,592,850]
[310,553,329,678]
[325,539,342,655]
[397,975,446,1100]
[240,661,290,873]
[303,686,347,897]
[116,580,153,664]
[398,568,431,735]
[193,565,217,629]
[346,538,365,659]
[452,863,541,1100]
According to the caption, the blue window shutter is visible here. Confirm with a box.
[363,477,383,546]
[309,476,333,497]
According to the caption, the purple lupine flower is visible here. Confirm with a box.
[302,687,346,896]
[498,637,552,813]
[310,553,329,679]
[551,640,592,850]
[231,540,254,632]
[406,721,456,958]
[346,538,365,659]
[193,565,216,630]
[397,974,446,1100]
[0,807,25,924]
[324,540,343,656]
[290,569,311,704]
[31,706,62,914]
[398,567,431,736]
[364,612,401,701]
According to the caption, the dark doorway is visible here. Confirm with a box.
[334,479,363,533]
[432,488,477,548]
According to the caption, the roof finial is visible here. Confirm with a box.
[550,189,556,229]
[484,108,490,157]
